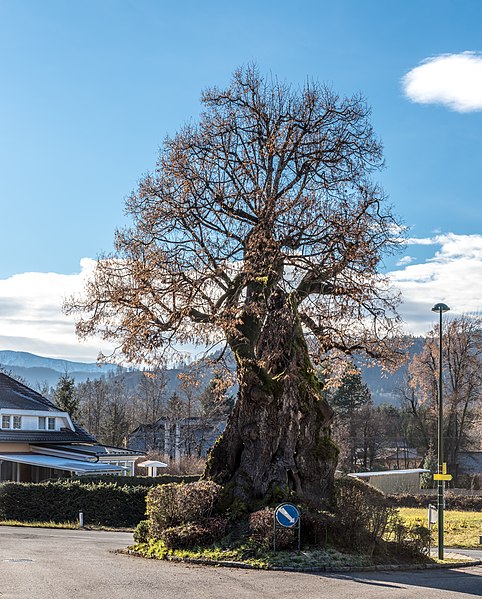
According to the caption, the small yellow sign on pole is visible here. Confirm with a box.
[434,473,452,481]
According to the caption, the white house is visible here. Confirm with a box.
[0,373,143,482]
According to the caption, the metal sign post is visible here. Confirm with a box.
[273,503,301,551]
[432,302,450,560]
[428,504,437,556]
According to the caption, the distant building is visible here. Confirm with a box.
[375,446,424,471]
[456,451,482,488]
[457,451,482,475]
[129,416,226,460]
[348,468,430,494]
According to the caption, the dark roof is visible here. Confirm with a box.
[0,372,59,412]
[43,443,143,456]
[0,423,96,444]
[0,372,97,444]
[132,415,227,430]
[378,447,422,460]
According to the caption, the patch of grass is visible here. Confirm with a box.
[399,508,482,549]
[134,540,270,567]
[263,548,371,569]
[0,520,134,532]
[131,540,374,570]
[0,520,78,529]
[432,557,476,564]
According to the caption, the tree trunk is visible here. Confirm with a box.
[204,291,338,507]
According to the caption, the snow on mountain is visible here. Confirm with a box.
[0,350,121,388]
[0,340,424,404]
[0,350,118,374]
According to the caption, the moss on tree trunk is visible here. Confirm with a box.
[204,291,338,507]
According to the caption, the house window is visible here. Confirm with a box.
[39,417,56,430]
[0,415,21,429]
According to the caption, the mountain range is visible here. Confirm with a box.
[0,350,120,388]
[0,342,424,405]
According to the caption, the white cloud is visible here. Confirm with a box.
[0,259,113,362]
[405,236,439,246]
[402,52,482,112]
[396,256,415,266]
[1,236,481,361]
[389,233,482,334]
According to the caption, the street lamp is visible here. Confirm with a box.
[431,302,450,560]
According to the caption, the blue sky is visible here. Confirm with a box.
[0,0,481,360]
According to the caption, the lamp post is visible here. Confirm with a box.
[431,302,450,560]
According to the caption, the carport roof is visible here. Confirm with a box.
[348,468,430,478]
[0,453,126,474]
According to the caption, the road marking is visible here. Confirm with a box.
[3,558,34,563]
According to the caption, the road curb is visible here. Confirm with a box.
[122,549,482,573]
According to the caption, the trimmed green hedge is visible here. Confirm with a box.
[69,474,200,487]
[0,481,145,527]
[0,475,199,527]
[387,493,482,511]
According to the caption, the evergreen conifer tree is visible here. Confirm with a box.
[53,373,80,420]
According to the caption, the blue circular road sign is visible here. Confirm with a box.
[275,503,300,528]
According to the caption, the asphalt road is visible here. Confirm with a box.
[1,526,482,599]
[447,549,482,560]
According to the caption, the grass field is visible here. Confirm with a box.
[0,520,78,529]
[399,508,482,548]
[0,520,133,531]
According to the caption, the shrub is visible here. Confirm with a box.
[386,513,431,555]
[160,518,227,549]
[401,524,431,555]
[248,507,296,550]
[134,519,150,544]
[300,509,332,547]
[387,493,482,512]
[334,477,397,554]
[387,494,423,508]
[146,480,222,539]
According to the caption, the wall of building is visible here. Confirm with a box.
[0,443,30,452]
[364,472,421,494]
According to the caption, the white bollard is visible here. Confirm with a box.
[79,511,84,528]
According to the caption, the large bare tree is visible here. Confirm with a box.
[66,66,403,505]
[407,315,482,478]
